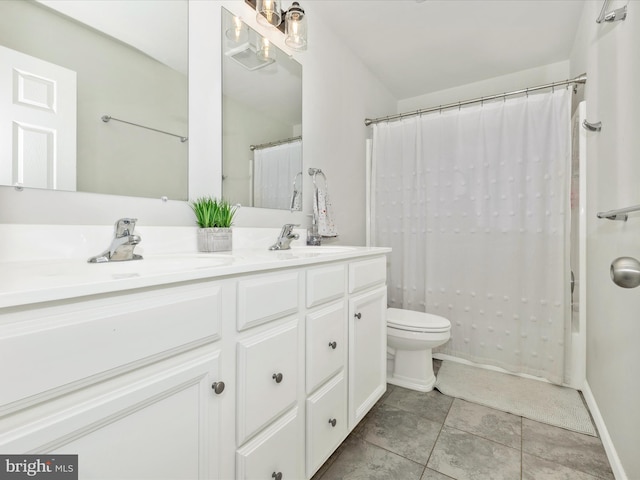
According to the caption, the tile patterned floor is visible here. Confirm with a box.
[312,362,614,480]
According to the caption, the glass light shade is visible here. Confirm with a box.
[225,15,248,43]
[285,2,307,50]
[256,36,276,62]
[256,0,282,27]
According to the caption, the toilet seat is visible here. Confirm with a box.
[387,308,450,333]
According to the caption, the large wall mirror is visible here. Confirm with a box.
[0,0,188,200]
[222,7,302,211]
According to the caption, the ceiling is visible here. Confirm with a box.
[309,0,586,100]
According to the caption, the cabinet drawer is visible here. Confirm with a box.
[306,301,346,394]
[0,282,222,411]
[237,272,299,331]
[237,320,299,445]
[236,408,301,480]
[306,264,345,308]
[306,372,347,478]
[348,256,387,293]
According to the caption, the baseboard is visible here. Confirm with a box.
[581,381,627,480]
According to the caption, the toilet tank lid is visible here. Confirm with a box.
[387,308,451,331]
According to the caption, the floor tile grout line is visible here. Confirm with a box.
[422,410,449,477]
[443,397,524,451]
[358,436,428,472]
[520,450,611,480]
[520,416,524,480]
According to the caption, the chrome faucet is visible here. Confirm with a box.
[269,224,300,250]
[88,218,143,263]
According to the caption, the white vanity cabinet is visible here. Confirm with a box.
[0,280,232,480]
[0,248,389,480]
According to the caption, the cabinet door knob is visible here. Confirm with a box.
[328,418,337,427]
[328,341,337,349]
[211,381,225,394]
[272,472,283,480]
[272,373,284,383]
[354,312,362,319]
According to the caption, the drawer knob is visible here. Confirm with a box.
[328,418,337,427]
[272,472,283,480]
[354,312,362,319]
[328,341,337,349]
[211,381,225,394]
[272,373,284,383]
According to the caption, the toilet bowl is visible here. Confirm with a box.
[386,308,451,392]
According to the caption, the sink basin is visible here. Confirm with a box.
[288,246,359,256]
[91,253,235,277]
[122,253,232,267]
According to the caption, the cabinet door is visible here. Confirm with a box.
[0,351,224,480]
[348,286,387,429]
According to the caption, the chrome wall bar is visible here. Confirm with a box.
[596,0,627,23]
[250,136,302,151]
[101,115,188,143]
[364,73,587,126]
[597,204,640,222]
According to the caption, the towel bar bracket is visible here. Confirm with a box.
[596,203,640,221]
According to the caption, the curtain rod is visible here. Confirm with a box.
[364,73,587,127]
[250,135,302,151]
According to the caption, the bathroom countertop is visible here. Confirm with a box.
[0,246,391,309]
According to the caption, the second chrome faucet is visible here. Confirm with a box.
[269,224,299,250]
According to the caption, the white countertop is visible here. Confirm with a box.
[0,246,390,309]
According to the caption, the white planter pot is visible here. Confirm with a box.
[197,228,232,252]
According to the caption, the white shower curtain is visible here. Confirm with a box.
[253,139,302,209]
[373,89,571,383]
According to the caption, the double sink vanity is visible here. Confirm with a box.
[0,226,389,479]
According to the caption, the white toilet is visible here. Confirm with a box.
[386,308,451,392]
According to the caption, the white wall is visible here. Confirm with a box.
[398,61,570,113]
[0,0,395,248]
[570,1,640,478]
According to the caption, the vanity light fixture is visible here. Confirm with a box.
[284,2,307,50]
[245,0,308,51]
[256,0,282,27]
